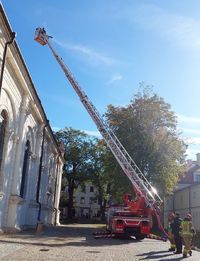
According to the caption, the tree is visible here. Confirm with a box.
[55,127,95,219]
[105,86,187,197]
[88,139,113,220]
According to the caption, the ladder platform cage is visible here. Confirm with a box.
[34,28,48,46]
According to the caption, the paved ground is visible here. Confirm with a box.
[0,224,200,260]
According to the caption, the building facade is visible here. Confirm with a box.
[0,4,64,232]
[61,182,101,220]
[164,154,200,231]
[74,183,100,219]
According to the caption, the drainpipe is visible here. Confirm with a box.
[36,123,48,227]
[0,32,16,97]
[53,156,59,225]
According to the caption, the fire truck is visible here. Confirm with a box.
[106,193,151,239]
[34,28,166,239]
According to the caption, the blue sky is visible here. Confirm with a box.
[2,0,200,160]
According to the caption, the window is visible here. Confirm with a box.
[90,186,94,192]
[0,110,8,170]
[20,140,31,198]
[80,197,85,204]
[196,175,200,182]
[89,197,97,204]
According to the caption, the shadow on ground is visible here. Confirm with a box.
[137,250,184,261]
[0,224,144,248]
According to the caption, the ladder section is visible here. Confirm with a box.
[34,28,162,209]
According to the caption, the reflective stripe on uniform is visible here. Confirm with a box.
[181,220,193,236]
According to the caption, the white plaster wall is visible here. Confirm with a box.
[190,184,200,207]
[164,184,200,231]
[0,4,64,232]
[174,188,190,212]
[74,183,100,217]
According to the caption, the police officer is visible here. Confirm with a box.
[180,213,195,258]
[167,212,176,251]
[171,212,182,254]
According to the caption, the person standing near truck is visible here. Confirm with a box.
[180,213,195,258]
[171,213,183,254]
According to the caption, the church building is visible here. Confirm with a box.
[0,3,64,232]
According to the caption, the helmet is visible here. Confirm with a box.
[186,213,192,220]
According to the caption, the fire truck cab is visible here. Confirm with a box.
[107,209,150,239]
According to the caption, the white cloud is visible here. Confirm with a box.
[180,128,200,135]
[177,114,200,148]
[177,114,200,124]
[83,130,101,137]
[185,137,200,145]
[186,147,200,160]
[176,114,200,158]
[55,39,117,66]
[107,74,123,84]
[135,4,200,51]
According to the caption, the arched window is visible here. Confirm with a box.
[20,140,31,198]
[0,110,8,170]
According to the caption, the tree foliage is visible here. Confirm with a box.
[88,139,113,220]
[55,127,95,218]
[105,87,187,196]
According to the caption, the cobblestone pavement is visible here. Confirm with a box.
[0,224,200,261]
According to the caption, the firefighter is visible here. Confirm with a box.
[167,212,176,251]
[180,213,195,258]
[171,212,182,254]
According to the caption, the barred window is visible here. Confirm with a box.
[0,110,8,170]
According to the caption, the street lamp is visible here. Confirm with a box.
[0,32,16,97]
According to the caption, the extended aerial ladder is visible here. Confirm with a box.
[34,28,165,232]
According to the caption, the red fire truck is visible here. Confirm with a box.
[106,193,151,239]
[34,28,166,239]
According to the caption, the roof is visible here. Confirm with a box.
[179,164,200,184]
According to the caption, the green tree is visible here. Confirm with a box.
[55,127,95,219]
[88,139,113,220]
[105,87,187,197]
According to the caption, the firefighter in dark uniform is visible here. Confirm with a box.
[171,212,182,254]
